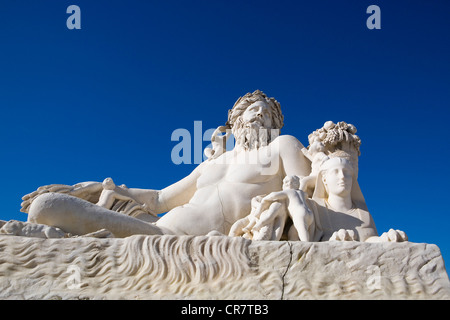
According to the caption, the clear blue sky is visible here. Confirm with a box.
[1,1,449,265]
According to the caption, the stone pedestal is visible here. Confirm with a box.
[0,234,448,299]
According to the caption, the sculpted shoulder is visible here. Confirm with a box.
[272,134,311,177]
[272,134,305,152]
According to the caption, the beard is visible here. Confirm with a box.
[232,118,272,151]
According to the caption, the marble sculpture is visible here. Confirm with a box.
[1,90,448,300]
[19,90,406,242]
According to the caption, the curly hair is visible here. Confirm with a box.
[226,90,284,130]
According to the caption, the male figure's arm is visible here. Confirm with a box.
[277,135,311,178]
[125,162,204,214]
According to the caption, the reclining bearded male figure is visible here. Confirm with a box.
[26,90,311,237]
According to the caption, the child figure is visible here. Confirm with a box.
[229,175,319,242]
[300,137,328,196]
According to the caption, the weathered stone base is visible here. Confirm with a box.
[0,234,449,299]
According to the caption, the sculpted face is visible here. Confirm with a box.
[322,161,353,198]
[232,100,275,150]
[283,175,300,190]
[241,101,273,129]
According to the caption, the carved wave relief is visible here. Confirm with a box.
[0,235,449,299]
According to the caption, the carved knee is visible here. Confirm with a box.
[27,193,61,225]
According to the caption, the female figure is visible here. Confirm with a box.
[312,157,407,242]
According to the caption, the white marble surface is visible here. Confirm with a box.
[0,234,448,299]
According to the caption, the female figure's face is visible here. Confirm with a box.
[323,163,353,198]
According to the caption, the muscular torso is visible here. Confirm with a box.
[193,148,283,226]
[156,135,310,235]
